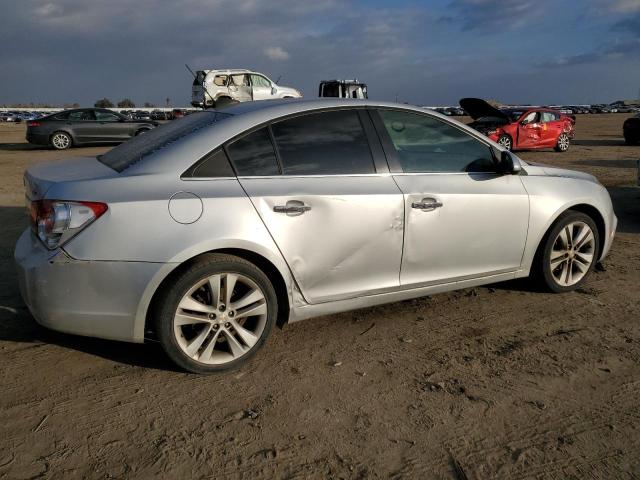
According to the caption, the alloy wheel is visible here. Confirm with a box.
[549,221,595,287]
[173,272,268,365]
[498,136,512,150]
[51,133,70,149]
[557,133,570,151]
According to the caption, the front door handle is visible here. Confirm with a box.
[273,200,311,216]
[412,198,443,211]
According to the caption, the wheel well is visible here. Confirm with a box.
[144,249,291,340]
[135,127,150,135]
[50,130,73,144]
[567,204,605,260]
[534,204,606,269]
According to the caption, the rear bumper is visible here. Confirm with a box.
[26,132,49,145]
[14,229,165,343]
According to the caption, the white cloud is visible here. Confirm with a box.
[611,0,640,12]
[264,46,290,61]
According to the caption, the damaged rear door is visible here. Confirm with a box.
[232,108,404,304]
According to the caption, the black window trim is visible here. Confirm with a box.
[180,147,237,180]
[368,107,501,175]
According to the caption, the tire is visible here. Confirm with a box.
[155,253,277,374]
[554,133,570,152]
[50,131,72,150]
[215,97,238,109]
[624,135,638,146]
[537,211,600,293]
[497,134,513,151]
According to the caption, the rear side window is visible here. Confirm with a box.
[226,127,280,176]
[184,148,235,178]
[271,110,375,175]
[378,110,496,173]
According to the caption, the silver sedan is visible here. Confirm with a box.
[15,99,617,373]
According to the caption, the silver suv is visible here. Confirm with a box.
[15,99,616,374]
[191,69,302,108]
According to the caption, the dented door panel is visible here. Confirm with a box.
[238,175,404,304]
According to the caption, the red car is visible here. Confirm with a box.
[460,98,575,152]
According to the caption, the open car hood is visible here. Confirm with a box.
[459,98,510,121]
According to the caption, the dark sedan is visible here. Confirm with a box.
[624,114,640,145]
[26,108,157,150]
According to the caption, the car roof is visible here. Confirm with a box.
[202,69,253,75]
[121,98,487,176]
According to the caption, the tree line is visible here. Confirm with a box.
[94,98,171,108]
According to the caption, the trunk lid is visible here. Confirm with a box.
[459,98,510,122]
[24,157,117,201]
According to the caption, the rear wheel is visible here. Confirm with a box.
[537,211,599,293]
[155,254,277,374]
[50,131,72,150]
[215,97,238,109]
[625,135,638,146]
[554,133,570,152]
[497,134,512,151]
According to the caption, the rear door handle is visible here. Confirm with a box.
[273,200,311,216]
[411,198,443,211]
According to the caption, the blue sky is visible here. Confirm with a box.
[1,0,638,106]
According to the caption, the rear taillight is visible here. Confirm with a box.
[27,121,41,127]
[29,200,107,250]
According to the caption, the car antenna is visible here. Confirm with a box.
[275,75,282,85]
[185,63,215,109]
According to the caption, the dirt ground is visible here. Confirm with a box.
[0,114,639,479]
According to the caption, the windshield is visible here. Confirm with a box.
[98,111,230,172]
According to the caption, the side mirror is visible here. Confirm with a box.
[271,86,277,95]
[499,150,522,175]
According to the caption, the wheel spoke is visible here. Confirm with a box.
[199,328,222,361]
[224,274,237,306]
[185,324,213,357]
[223,330,246,358]
[564,260,573,285]
[235,302,267,319]
[231,320,259,348]
[231,288,264,311]
[564,226,573,247]
[575,230,593,251]
[574,252,593,268]
[178,295,212,314]
[208,275,221,308]
[175,312,210,326]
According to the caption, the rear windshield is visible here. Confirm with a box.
[97,111,230,172]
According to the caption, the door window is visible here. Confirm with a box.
[230,74,249,86]
[378,110,496,173]
[213,75,228,86]
[522,111,540,124]
[271,110,375,175]
[68,110,96,121]
[226,127,280,176]
[250,75,271,88]
[95,111,120,122]
[541,111,559,123]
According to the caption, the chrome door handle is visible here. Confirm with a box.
[411,199,443,210]
[273,202,311,215]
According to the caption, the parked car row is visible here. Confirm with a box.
[0,111,51,122]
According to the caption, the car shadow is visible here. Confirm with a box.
[0,142,48,151]
[570,158,638,169]
[572,139,628,147]
[0,205,179,372]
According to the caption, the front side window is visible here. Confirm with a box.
[226,127,280,176]
[250,75,271,88]
[522,111,540,124]
[541,111,559,123]
[271,110,375,175]
[378,110,496,173]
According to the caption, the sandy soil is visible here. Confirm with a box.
[0,114,639,479]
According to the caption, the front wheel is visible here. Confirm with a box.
[554,133,570,152]
[497,134,513,151]
[538,211,599,293]
[155,254,277,374]
[50,131,72,150]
